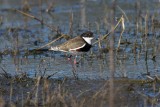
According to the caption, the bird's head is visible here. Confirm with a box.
[81,31,93,45]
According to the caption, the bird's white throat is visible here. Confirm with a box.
[82,37,93,45]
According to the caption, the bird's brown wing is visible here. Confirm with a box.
[58,36,86,52]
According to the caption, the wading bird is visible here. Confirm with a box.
[50,31,94,79]
[50,31,94,64]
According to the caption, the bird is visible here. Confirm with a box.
[50,31,94,63]
[50,31,93,79]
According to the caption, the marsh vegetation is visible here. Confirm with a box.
[0,0,160,106]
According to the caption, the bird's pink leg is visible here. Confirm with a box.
[68,57,71,61]
[74,55,77,65]
[67,55,72,62]
[66,55,78,79]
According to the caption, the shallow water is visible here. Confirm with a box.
[0,0,160,80]
[1,1,160,107]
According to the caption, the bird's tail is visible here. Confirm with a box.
[50,46,59,51]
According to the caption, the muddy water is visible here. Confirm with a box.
[0,0,160,80]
